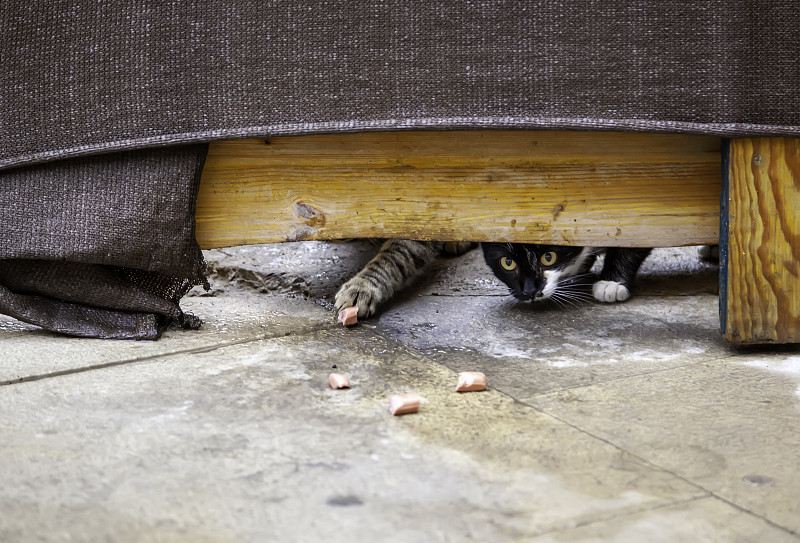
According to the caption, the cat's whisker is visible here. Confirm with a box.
[556,288,594,297]
[554,284,592,291]
[555,275,596,288]
[561,272,595,280]
[560,288,596,299]
[552,289,594,306]
[550,290,583,305]
[555,274,593,286]
[551,296,580,309]
[553,287,593,296]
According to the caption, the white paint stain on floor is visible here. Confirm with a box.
[743,356,800,400]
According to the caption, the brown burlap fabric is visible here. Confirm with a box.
[2,1,799,170]
[1,1,798,338]
[0,146,208,339]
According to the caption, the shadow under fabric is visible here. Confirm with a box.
[0,145,209,340]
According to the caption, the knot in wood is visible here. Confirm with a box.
[293,202,326,227]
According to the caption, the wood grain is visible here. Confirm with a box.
[724,138,800,344]
[195,131,721,248]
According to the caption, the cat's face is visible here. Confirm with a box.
[482,243,597,302]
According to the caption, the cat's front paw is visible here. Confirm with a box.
[334,278,384,319]
[593,280,631,303]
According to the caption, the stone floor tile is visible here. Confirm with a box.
[373,294,732,397]
[525,496,799,543]
[0,328,703,542]
[529,358,800,534]
[0,290,331,384]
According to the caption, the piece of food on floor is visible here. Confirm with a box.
[455,371,487,392]
[389,393,421,415]
[329,373,351,389]
[338,306,358,326]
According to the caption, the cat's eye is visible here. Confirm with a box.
[540,252,557,266]
[500,257,517,271]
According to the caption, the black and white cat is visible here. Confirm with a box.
[482,243,651,305]
[334,239,649,319]
[334,240,474,318]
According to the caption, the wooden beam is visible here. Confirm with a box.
[195,131,721,249]
[721,137,800,344]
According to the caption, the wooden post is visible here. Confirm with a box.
[721,138,800,344]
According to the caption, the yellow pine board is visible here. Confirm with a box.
[725,138,800,344]
[195,131,721,248]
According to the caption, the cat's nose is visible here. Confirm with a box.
[522,279,542,299]
[525,289,546,300]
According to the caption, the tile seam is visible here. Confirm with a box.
[509,494,711,542]
[0,321,335,387]
[521,397,800,538]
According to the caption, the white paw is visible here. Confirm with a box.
[593,280,631,303]
[334,279,382,318]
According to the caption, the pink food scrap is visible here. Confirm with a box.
[338,306,358,326]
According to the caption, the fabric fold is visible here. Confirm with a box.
[0,145,208,339]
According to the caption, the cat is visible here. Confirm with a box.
[481,243,651,305]
[334,240,474,318]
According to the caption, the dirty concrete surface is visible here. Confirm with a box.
[1,241,799,542]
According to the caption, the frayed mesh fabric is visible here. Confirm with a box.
[1,1,799,172]
[0,145,208,339]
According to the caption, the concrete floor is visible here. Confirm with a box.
[1,241,799,542]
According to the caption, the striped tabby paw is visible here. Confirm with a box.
[335,278,384,318]
[592,280,631,303]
